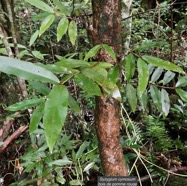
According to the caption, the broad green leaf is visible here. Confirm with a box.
[68,95,80,113]
[150,67,163,83]
[25,0,54,13]
[89,62,113,68]
[176,88,187,102]
[126,84,137,112]
[93,66,108,77]
[30,103,45,133]
[49,156,72,166]
[139,90,147,111]
[39,14,55,36]
[53,0,71,16]
[43,64,73,74]
[57,17,69,42]
[161,89,170,116]
[142,55,185,74]
[68,21,77,46]
[6,98,44,111]
[123,54,135,81]
[81,68,115,92]
[150,85,162,110]
[176,76,187,87]
[75,74,102,96]
[32,51,44,60]
[69,180,83,186]
[55,58,90,69]
[162,71,175,85]
[0,56,59,84]
[56,177,66,184]
[108,66,119,84]
[75,141,89,160]
[43,85,68,152]
[84,45,101,61]
[102,44,116,61]
[135,41,167,52]
[29,30,39,46]
[137,58,149,97]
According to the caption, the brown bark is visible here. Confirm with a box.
[91,0,128,176]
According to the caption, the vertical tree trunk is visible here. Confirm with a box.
[91,0,128,176]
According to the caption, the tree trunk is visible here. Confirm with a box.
[91,0,128,176]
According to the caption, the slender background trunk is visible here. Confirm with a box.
[91,0,128,176]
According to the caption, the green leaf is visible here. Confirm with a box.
[126,84,137,112]
[84,45,101,61]
[30,103,45,133]
[139,90,147,111]
[68,95,80,113]
[137,58,149,97]
[0,56,59,84]
[75,141,89,160]
[43,85,68,152]
[162,71,175,85]
[161,89,170,116]
[57,17,69,42]
[53,0,71,16]
[89,62,113,69]
[176,76,187,87]
[25,0,54,13]
[29,81,51,95]
[39,14,55,36]
[150,85,162,110]
[74,73,102,96]
[6,98,44,111]
[102,44,116,61]
[176,88,187,102]
[150,67,163,83]
[55,58,90,69]
[49,156,72,166]
[142,55,185,74]
[111,87,121,102]
[68,21,77,46]
[108,66,119,84]
[29,30,39,46]
[123,53,136,81]
[69,180,83,186]
[32,51,44,60]
[83,162,95,172]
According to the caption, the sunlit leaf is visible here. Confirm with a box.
[53,0,71,16]
[49,156,72,166]
[25,0,54,13]
[137,58,149,97]
[142,55,185,74]
[57,17,69,42]
[39,14,55,36]
[126,83,137,112]
[176,88,187,102]
[150,85,162,111]
[162,71,175,85]
[84,45,101,61]
[0,56,59,84]
[150,67,163,83]
[6,98,44,111]
[108,66,119,84]
[161,89,170,116]
[68,21,77,46]
[29,30,39,46]
[75,141,89,160]
[176,76,187,87]
[43,85,68,152]
[32,51,44,60]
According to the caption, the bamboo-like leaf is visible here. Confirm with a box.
[137,58,149,97]
[29,30,39,46]
[74,73,102,96]
[139,90,147,111]
[161,89,170,116]
[30,103,45,133]
[43,85,68,152]
[84,45,101,61]
[75,141,89,160]
[176,76,187,87]
[6,98,44,111]
[150,85,162,111]
[25,0,54,13]
[57,17,69,42]
[32,51,44,60]
[49,156,72,166]
[102,44,116,61]
[150,67,163,83]
[0,56,59,84]
[123,53,136,81]
[162,71,175,85]
[68,21,77,46]
[39,14,55,36]
[176,88,187,102]
[126,84,137,112]
[142,55,185,74]
[53,0,71,16]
